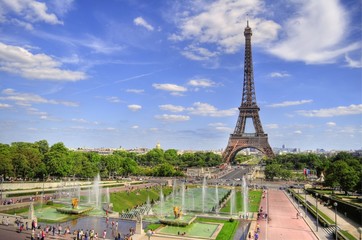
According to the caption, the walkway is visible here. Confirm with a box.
[301,191,360,239]
[255,189,318,240]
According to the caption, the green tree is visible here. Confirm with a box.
[44,142,70,177]
[264,163,281,180]
[155,163,175,177]
[324,160,359,194]
[145,148,165,166]
[0,144,13,178]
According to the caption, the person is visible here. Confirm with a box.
[296,212,299,219]
[254,231,259,240]
[41,229,45,240]
[31,229,35,240]
[103,229,107,239]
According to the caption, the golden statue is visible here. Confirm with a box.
[173,206,182,219]
[72,198,79,209]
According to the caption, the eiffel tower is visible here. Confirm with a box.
[223,21,274,163]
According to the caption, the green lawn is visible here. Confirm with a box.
[111,186,172,212]
[220,190,262,213]
[197,217,239,240]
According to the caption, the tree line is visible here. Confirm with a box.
[264,152,362,194]
[0,140,222,180]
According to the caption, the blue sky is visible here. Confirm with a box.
[0,0,361,151]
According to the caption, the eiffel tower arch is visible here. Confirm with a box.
[223,22,274,163]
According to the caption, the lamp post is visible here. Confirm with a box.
[315,193,319,232]
[334,202,338,240]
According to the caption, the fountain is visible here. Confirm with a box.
[215,184,219,213]
[92,173,102,209]
[230,185,236,216]
[28,202,36,222]
[172,179,177,206]
[77,185,81,200]
[160,186,164,218]
[202,176,207,213]
[105,187,110,204]
[242,176,249,218]
[181,182,186,214]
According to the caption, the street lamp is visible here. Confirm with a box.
[334,202,338,240]
[315,193,319,232]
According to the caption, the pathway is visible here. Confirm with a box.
[255,189,318,240]
[301,191,360,239]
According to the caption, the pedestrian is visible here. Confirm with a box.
[103,229,107,239]
[296,212,299,219]
[31,229,35,240]
[254,231,259,240]
[41,229,45,240]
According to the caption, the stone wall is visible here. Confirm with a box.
[1,181,92,191]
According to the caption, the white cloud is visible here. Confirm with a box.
[187,102,237,117]
[107,96,121,103]
[187,78,215,87]
[266,124,279,129]
[326,122,336,127]
[268,0,360,64]
[0,88,78,107]
[208,122,225,127]
[294,130,302,134]
[155,114,190,122]
[208,122,232,132]
[131,125,139,129]
[126,89,144,94]
[50,0,74,16]
[0,42,86,81]
[35,31,123,55]
[344,54,362,68]
[269,72,290,78]
[297,104,362,117]
[159,104,185,112]
[152,83,187,93]
[133,16,154,31]
[268,99,313,108]
[181,45,218,61]
[128,104,142,112]
[171,0,280,54]
[71,118,88,123]
[0,103,11,108]
[0,0,63,27]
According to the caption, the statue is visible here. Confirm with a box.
[71,198,79,209]
[173,206,182,219]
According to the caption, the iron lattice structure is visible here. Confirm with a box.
[223,22,274,163]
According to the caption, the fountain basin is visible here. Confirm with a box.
[158,222,221,239]
[159,215,196,226]
[56,206,94,215]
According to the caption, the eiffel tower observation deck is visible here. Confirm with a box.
[223,21,274,163]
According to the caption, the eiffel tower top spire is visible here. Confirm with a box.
[242,21,257,108]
